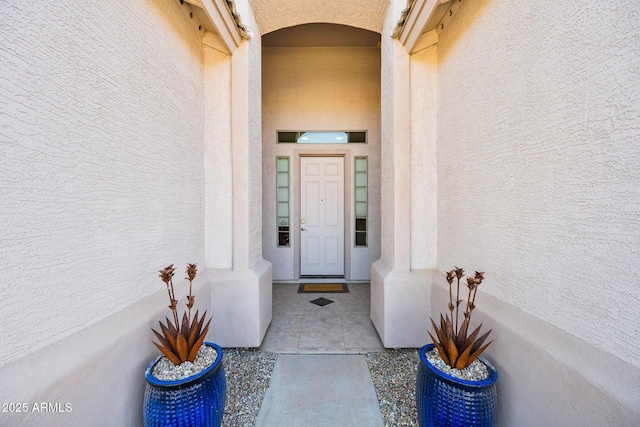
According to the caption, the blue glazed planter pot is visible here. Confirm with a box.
[143,342,226,427]
[416,344,498,427]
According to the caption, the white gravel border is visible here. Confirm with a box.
[367,349,420,427]
[223,348,277,427]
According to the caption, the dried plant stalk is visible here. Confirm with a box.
[152,263,212,365]
[430,267,492,370]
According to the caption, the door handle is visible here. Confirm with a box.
[301,227,307,231]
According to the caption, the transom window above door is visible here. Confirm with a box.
[277,131,367,144]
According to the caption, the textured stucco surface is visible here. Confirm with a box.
[379,9,396,267]
[262,47,381,280]
[0,0,205,366]
[246,7,264,269]
[204,46,233,268]
[229,0,264,270]
[430,278,640,426]
[371,0,432,347]
[436,0,640,366]
[0,275,213,426]
[249,0,389,35]
[410,46,438,269]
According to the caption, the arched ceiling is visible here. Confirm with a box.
[249,0,389,35]
[262,23,380,47]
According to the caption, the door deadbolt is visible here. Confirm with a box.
[300,218,305,224]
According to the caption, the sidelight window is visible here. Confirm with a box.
[276,157,290,246]
[354,157,368,247]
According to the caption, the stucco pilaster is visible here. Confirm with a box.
[231,41,252,271]
[208,3,271,347]
[410,45,438,269]
[379,32,412,271]
[204,45,233,269]
[372,12,433,348]
[391,38,412,272]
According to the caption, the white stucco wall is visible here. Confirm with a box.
[246,10,264,270]
[204,46,233,269]
[436,0,640,367]
[204,1,272,349]
[410,46,438,269]
[371,0,433,348]
[249,0,389,35]
[379,8,397,267]
[262,47,381,280]
[0,0,205,367]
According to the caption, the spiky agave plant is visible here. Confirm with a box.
[429,267,493,370]
[152,264,212,365]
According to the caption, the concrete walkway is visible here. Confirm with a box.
[255,354,384,427]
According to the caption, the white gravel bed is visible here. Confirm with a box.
[367,349,419,427]
[222,348,277,427]
[424,347,489,381]
[151,344,218,381]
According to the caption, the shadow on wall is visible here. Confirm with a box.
[149,0,205,57]
[431,0,494,62]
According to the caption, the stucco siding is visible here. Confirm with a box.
[410,46,438,269]
[436,0,640,366]
[262,47,381,280]
[204,46,233,268]
[379,9,396,267]
[247,12,264,270]
[0,0,205,367]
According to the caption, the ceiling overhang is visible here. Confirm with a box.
[180,0,251,54]
[391,0,463,54]
[249,0,388,36]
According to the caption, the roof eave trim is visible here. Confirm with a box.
[391,0,445,54]
[224,0,251,40]
[187,0,251,54]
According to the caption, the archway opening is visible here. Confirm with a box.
[259,23,383,353]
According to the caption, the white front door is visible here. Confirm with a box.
[300,157,344,276]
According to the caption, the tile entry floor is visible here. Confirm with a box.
[259,282,384,354]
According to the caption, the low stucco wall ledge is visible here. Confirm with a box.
[0,275,215,426]
[0,262,274,427]
[371,260,436,348]
[207,258,273,347]
[431,279,640,426]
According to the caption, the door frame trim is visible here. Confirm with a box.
[293,149,351,280]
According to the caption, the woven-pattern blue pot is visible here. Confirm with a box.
[144,342,226,427]
[416,344,498,427]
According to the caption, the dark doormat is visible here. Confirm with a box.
[309,297,334,307]
[297,283,349,293]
